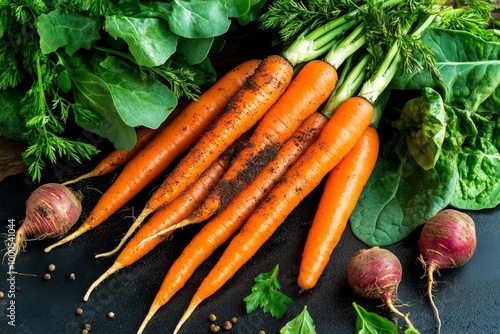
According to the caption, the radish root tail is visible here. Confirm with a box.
[385,296,416,330]
[427,269,442,334]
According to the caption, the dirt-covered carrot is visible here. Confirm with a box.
[136,112,328,334]
[104,55,294,255]
[43,59,262,253]
[82,152,232,301]
[167,93,373,333]
[179,59,338,226]
[298,126,379,290]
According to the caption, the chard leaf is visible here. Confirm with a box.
[448,113,500,210]
[390,28,500,115]
[68,67,136,150]
[37,10,100,56]
[104,15,178,67]
[392,87,446,170]
[350,141,459,246]
[99,64,177,129]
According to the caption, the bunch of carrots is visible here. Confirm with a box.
[41,0,448,332]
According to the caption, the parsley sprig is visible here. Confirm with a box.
[243,264,293,319]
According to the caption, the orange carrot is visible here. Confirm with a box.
[172,96,374,333]
[136,112,328,334]
[183,59,338,225]
[104,55,294,256]
[43,59,262,253]
[298,126,379,290]
[82,152,232,301]
[62,127,157,186]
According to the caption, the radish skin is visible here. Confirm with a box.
[347,246,418,331]
[418,209,477,334]
[8,183,82,273]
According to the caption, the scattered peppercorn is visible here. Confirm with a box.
[48,264,56,271]
[76,308,83,315]
[108,312,115,318]
[81,330,88,334]
[0,291,4,299]
[43,273,51,280]
[258,331,265,334]
[84,323,91,330]
[208,313,217,322]
[69,273,76,280]
[210,323,220,332]
[223,320,232,330]
[231,317,237,324]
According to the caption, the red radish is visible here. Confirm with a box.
[8,183,82,273]
[347,246,418,331]
[418,209,477,333]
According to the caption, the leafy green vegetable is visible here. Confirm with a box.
[37,10,100,56]
[392,87,446,170]
[243,264,292,319]
[280,305,316,334]
[352,302,397,334]
[352,25,500,246]
[0,0,264,182]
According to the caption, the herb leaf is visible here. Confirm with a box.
[353,302,398,334]
[243,264,292,319]
[280,305,316,334]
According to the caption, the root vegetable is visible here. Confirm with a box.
[8,183,82,273]
[418,209,477,333]
[347,246,418,332]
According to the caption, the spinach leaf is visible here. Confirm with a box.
[101,69,176,129]
[351,137,459,246]
[178,37,214,65]
[37,10,101,56]
[392,87,446,170]
[104,15,178,67]
[168,0,231,38]
[448,110,500,209]
[68,67,137,150]
[352,302,397,334]
[280,305,316,334]
[390,28,500,115]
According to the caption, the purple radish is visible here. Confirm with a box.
[418,209,477,333]
[347,246,418,331]
[8,183,82,273]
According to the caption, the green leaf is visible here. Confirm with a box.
[352,302,398,334]
[448,113,500,210]
[178,37,214,65]
[350,143,459,246]
[104,15,178,67]
[149,0,231,39]
[243,264,293,319]
[68,67,136,150]
[392,87,446,170]
[280,305,316,334]
[390,28,500,115]
[37,10,101,56]
[98,57,178,129]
